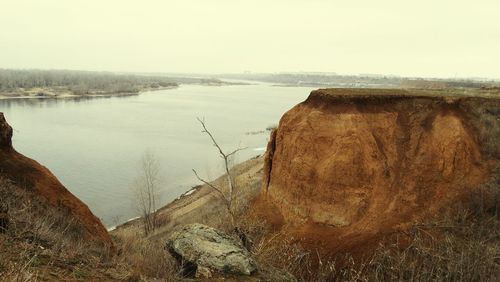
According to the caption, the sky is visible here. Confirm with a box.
[0,0,499,78]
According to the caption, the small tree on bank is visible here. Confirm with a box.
[192,117,245,229]
[132,151,161,235]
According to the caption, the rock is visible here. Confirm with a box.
[195,266,212,279]
[167,223,257,277]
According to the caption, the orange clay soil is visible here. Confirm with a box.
[0,113,112,247]
[258,88,499,259]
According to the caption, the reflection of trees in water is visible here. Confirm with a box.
[0,94,139,109]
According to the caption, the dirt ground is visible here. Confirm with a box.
[112,155,265,239]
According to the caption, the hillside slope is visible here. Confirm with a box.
[0,113,111,247]
[260,88,499,256]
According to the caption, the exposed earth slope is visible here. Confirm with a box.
[261,88,499,255]
[0,113,111,247]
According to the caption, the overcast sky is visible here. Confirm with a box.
[0,0,498,78]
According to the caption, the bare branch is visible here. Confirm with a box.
[227,147,248,157]
[193,117,248,229]
[132,151,161,235]
[192,169,228,201]
[197,117,226,158]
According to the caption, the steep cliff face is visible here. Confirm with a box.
[0,113,112,247]
[261,89,499,250]
[0,113,13,149]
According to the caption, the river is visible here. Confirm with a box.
[0,83,313,227]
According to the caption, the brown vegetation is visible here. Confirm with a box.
[111,225,180,280]
[0,177,115,280]
[245,169,500,281]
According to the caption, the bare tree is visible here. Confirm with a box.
[132,151,161,235]
[192,117,245,228]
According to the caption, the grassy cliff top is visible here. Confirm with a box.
[311,87,500,99]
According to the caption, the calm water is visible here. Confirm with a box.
[0,83,313,227]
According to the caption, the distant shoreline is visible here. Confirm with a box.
[0,85,179,100]
[0,81,254,100]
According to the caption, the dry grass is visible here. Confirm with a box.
[111,225,180,281]
[0,175,182,281]
[235,169,500,282]
[0,175,184,281]
[3,157,496,281]
[241,206,499,282]
[0,177,115,281]
[361,210,499,281]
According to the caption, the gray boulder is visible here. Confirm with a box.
[166,223,257,277]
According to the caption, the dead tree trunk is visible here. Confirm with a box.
[192,117,245,229]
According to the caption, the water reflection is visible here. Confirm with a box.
[0,94,137,108]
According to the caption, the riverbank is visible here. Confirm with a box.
[0,80,253,100]
[0,85,179,100]
[0,69,254,100]
[110,155,264,234]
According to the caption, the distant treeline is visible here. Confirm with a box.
[221,73,499,89]
[0,69,178,95]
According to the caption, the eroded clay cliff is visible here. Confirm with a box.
[0,113,112,247]
[261,88,499,253]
